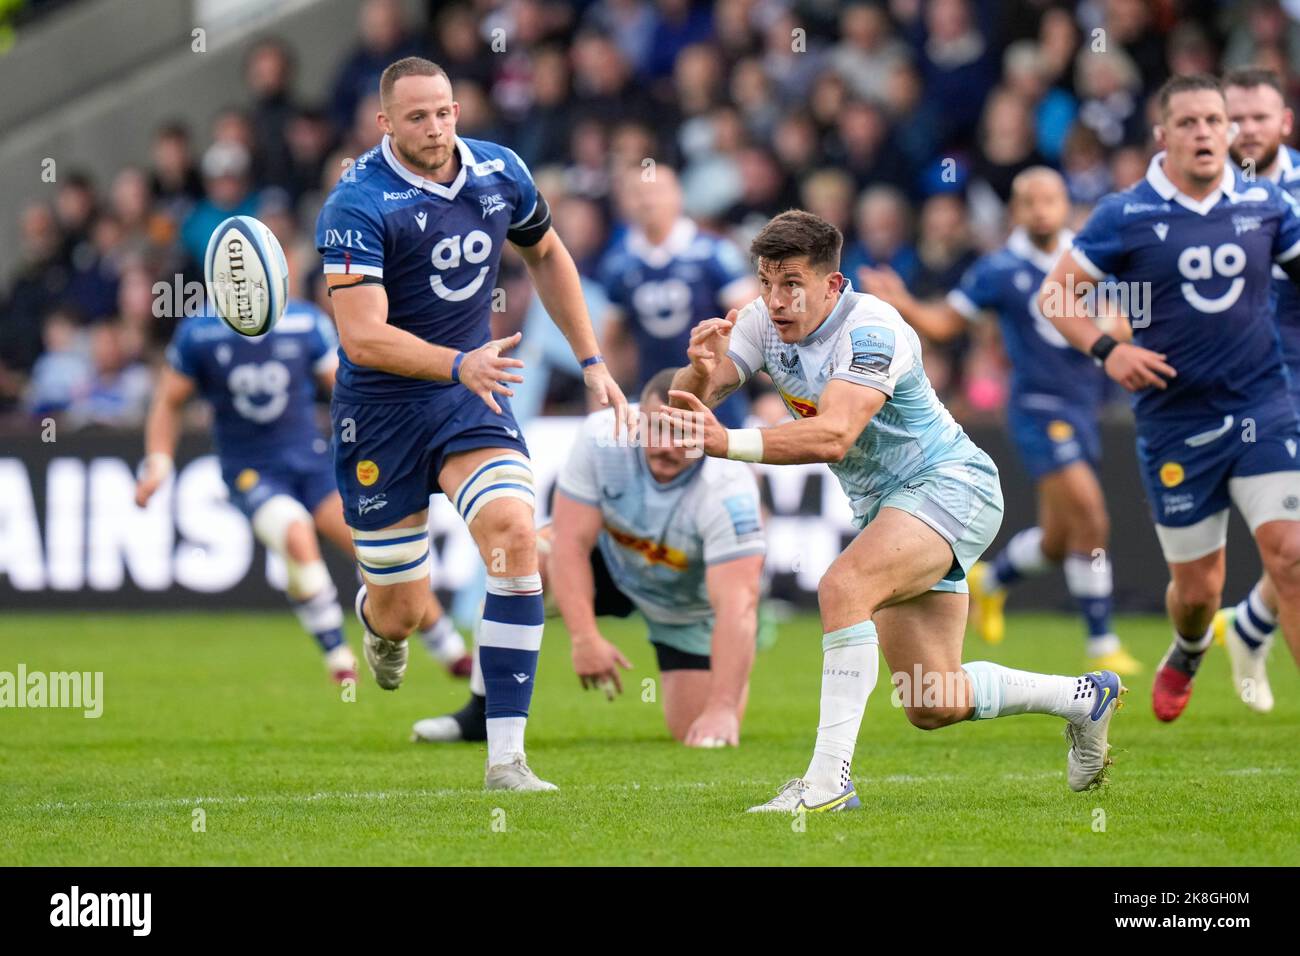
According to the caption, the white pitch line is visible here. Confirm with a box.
[19,766,1294,814]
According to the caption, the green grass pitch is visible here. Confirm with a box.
[2,610,1298,866]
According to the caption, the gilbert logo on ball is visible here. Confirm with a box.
[205,215,288,336]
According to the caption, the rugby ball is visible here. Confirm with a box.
[205,215,289,336]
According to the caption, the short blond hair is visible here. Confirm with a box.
[380,56,449,109]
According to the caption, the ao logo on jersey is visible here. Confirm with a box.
[430,230,492,302]
[1177,242,1246,313]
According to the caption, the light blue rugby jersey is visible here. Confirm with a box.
[555,406,766,626]
[726,281,988,521]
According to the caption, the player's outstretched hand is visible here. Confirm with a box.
[684,706,740,748]
[583,360,631,432]
[572,633,631,700]
[663,390,727,458]
[459,332,525,414]
[1103,342,1176,392]
[857,265,908,307]
[686,309,736,378]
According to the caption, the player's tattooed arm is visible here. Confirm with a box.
[549,491,631,699]
[671,312,743,409]
[135,366,195,507]
[514,228,630,427]
[666,379,882,464]
[1038,251,1175,392]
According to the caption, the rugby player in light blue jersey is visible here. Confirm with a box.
[663,210,1124,812]
[315,58,627,792]
[1040,74,1300,723]
[413,369,767,748]
[1213,68,1300,713]
[862,168,1141,676]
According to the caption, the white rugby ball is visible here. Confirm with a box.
[204,215,289,336]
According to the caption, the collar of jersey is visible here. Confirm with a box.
[380,134,475,200]
[1267,144,1300,184]
[627,218,698,269]
[795,278,856,347]
[1006,227,1073,273]
[1144,150,1235,216]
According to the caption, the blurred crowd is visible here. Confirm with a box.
[3,0,1298,431]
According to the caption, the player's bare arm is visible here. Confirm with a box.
[331,282,525,414]
[665,378,883,465]
[684,553,763,747]
[858,265,967,342]
[135,365,196,507]
[670,310,743,409]
[1038,251,1176,392]
[549,488,631,697]
[514,227,629,427]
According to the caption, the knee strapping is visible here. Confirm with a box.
[452,453,535,526]
[352,525,431,585]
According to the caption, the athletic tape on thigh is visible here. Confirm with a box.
[1154,510,1229,564]
[351,525,431,585]
[1229,472,1300,532]
[452,453,535,525]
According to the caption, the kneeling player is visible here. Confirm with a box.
[414,369,767,746]
[664,211,1124,812]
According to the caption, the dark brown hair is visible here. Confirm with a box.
[749,209,843,273]
[1157,73,1223,118]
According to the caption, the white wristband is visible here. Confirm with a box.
[139,452,174,480]
[725,428,764,463]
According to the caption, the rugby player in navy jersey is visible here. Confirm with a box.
[1213,68,1300,713]
[136,295,470,685]
[861,168,1141,676]
[315,57,627,791]
[1040,74,1300,722]
[598,167,758,427]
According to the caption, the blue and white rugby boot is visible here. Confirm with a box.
[1065,670,1125,791]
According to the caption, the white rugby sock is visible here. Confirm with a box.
[963,661,1095,720]
[805,622,879,793]
[418,613,466,664]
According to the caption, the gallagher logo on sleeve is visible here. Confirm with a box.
[849,326,894,376]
